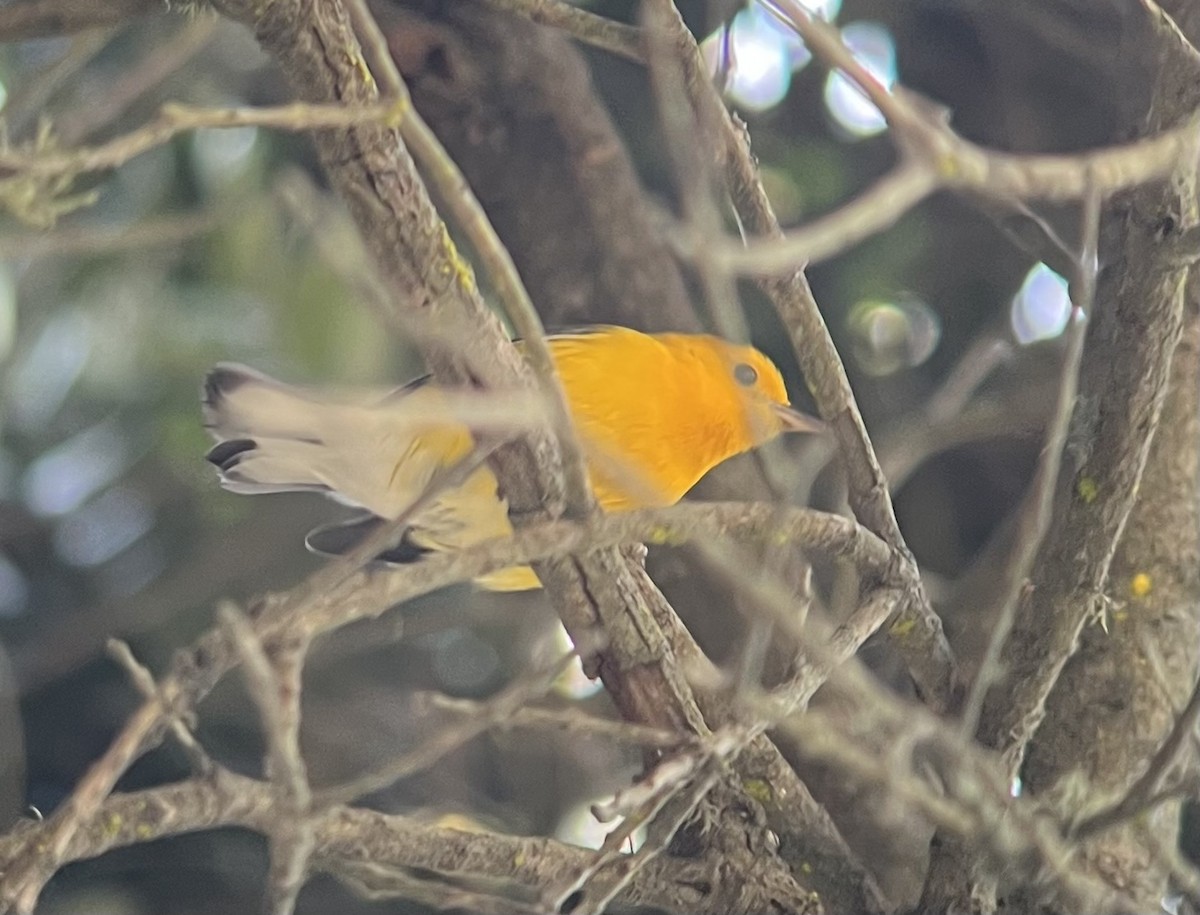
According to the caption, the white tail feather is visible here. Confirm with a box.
[202,363,341,441]
[202,364,444,517]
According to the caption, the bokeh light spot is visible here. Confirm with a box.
[703,1,844,114]
[846,296,941,376]
[21,421,128,518]
[823,21,897,137]
[722,7,793,112]
[191,125,259,192]
[760,0,843,66]
[1011,263,1071,345]
[8,309,93,430]
[54,486,154,568]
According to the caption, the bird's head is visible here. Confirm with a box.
[675,335,824,449]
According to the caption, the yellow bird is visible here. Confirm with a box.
[202,325,820,590]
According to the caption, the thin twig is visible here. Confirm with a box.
[645,0,956,709]
[0,497,884,912]
[639,0,808,678]
[482,0,1200,277]
[316,653,575,807]
[425,695,697,749]
[481,0,643,63]
[959,182,1100,735]
[640,0,746,343]
[220,605,314,915]
[924,334,1015,423]
[0,208,224,260]
[0,100,404,177]
[2,30,114,136]
[715,1,1200,275]
[326,858,545,915]
[774,701,1133,913]
[346,0,593,520]
[105,639,212,775]
[59,16,219,145]
[0,682,184,913]
[0,770,735,915]
[553,728,748,915]
[700,529,907,713]
[702,159,939,270]
[719,117,1200,274]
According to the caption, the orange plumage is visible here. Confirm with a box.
[202,326,819,589]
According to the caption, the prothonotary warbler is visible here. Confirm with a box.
[202,325,821,590]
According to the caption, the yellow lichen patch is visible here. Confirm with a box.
[890,617,916,638]
[771,530,793,547]
[135,823,154,839]
[384,97,408,128]
[742,778,773,806]
[438,224,476,296]
[644,524,685,546]
[936,153,961,179]
[347,51,375,91]
[104,813,122,836]
[434,812,486,834]
[1076,475,1098,504]
[1130,572,1152,599]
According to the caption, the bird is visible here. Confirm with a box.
[201,325,822,590]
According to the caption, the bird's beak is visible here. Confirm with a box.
[773,402,825,434]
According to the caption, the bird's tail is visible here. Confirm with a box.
[201,363,344,497]
[201,364,543,591]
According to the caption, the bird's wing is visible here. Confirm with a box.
[305,512,431,564]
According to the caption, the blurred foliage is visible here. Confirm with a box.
[0,0,1166,912]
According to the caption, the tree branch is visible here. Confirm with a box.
[375,0,701,334]
[0,497,885,912]
[219,606,314,915]
[0,770,756,915]
[921,3,1200,909]
[646,0,957,711]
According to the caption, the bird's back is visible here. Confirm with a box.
[546,327,756,510]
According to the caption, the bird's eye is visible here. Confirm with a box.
[733,362,758,387]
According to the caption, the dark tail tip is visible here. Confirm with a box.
[206,438,256,471]
[202,365,252,410]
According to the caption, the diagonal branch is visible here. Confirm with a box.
[220,606,314,915]
[0,497,888,912]
[345,0,593,519]
[0,770,763,915]
[645,0,956,710]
